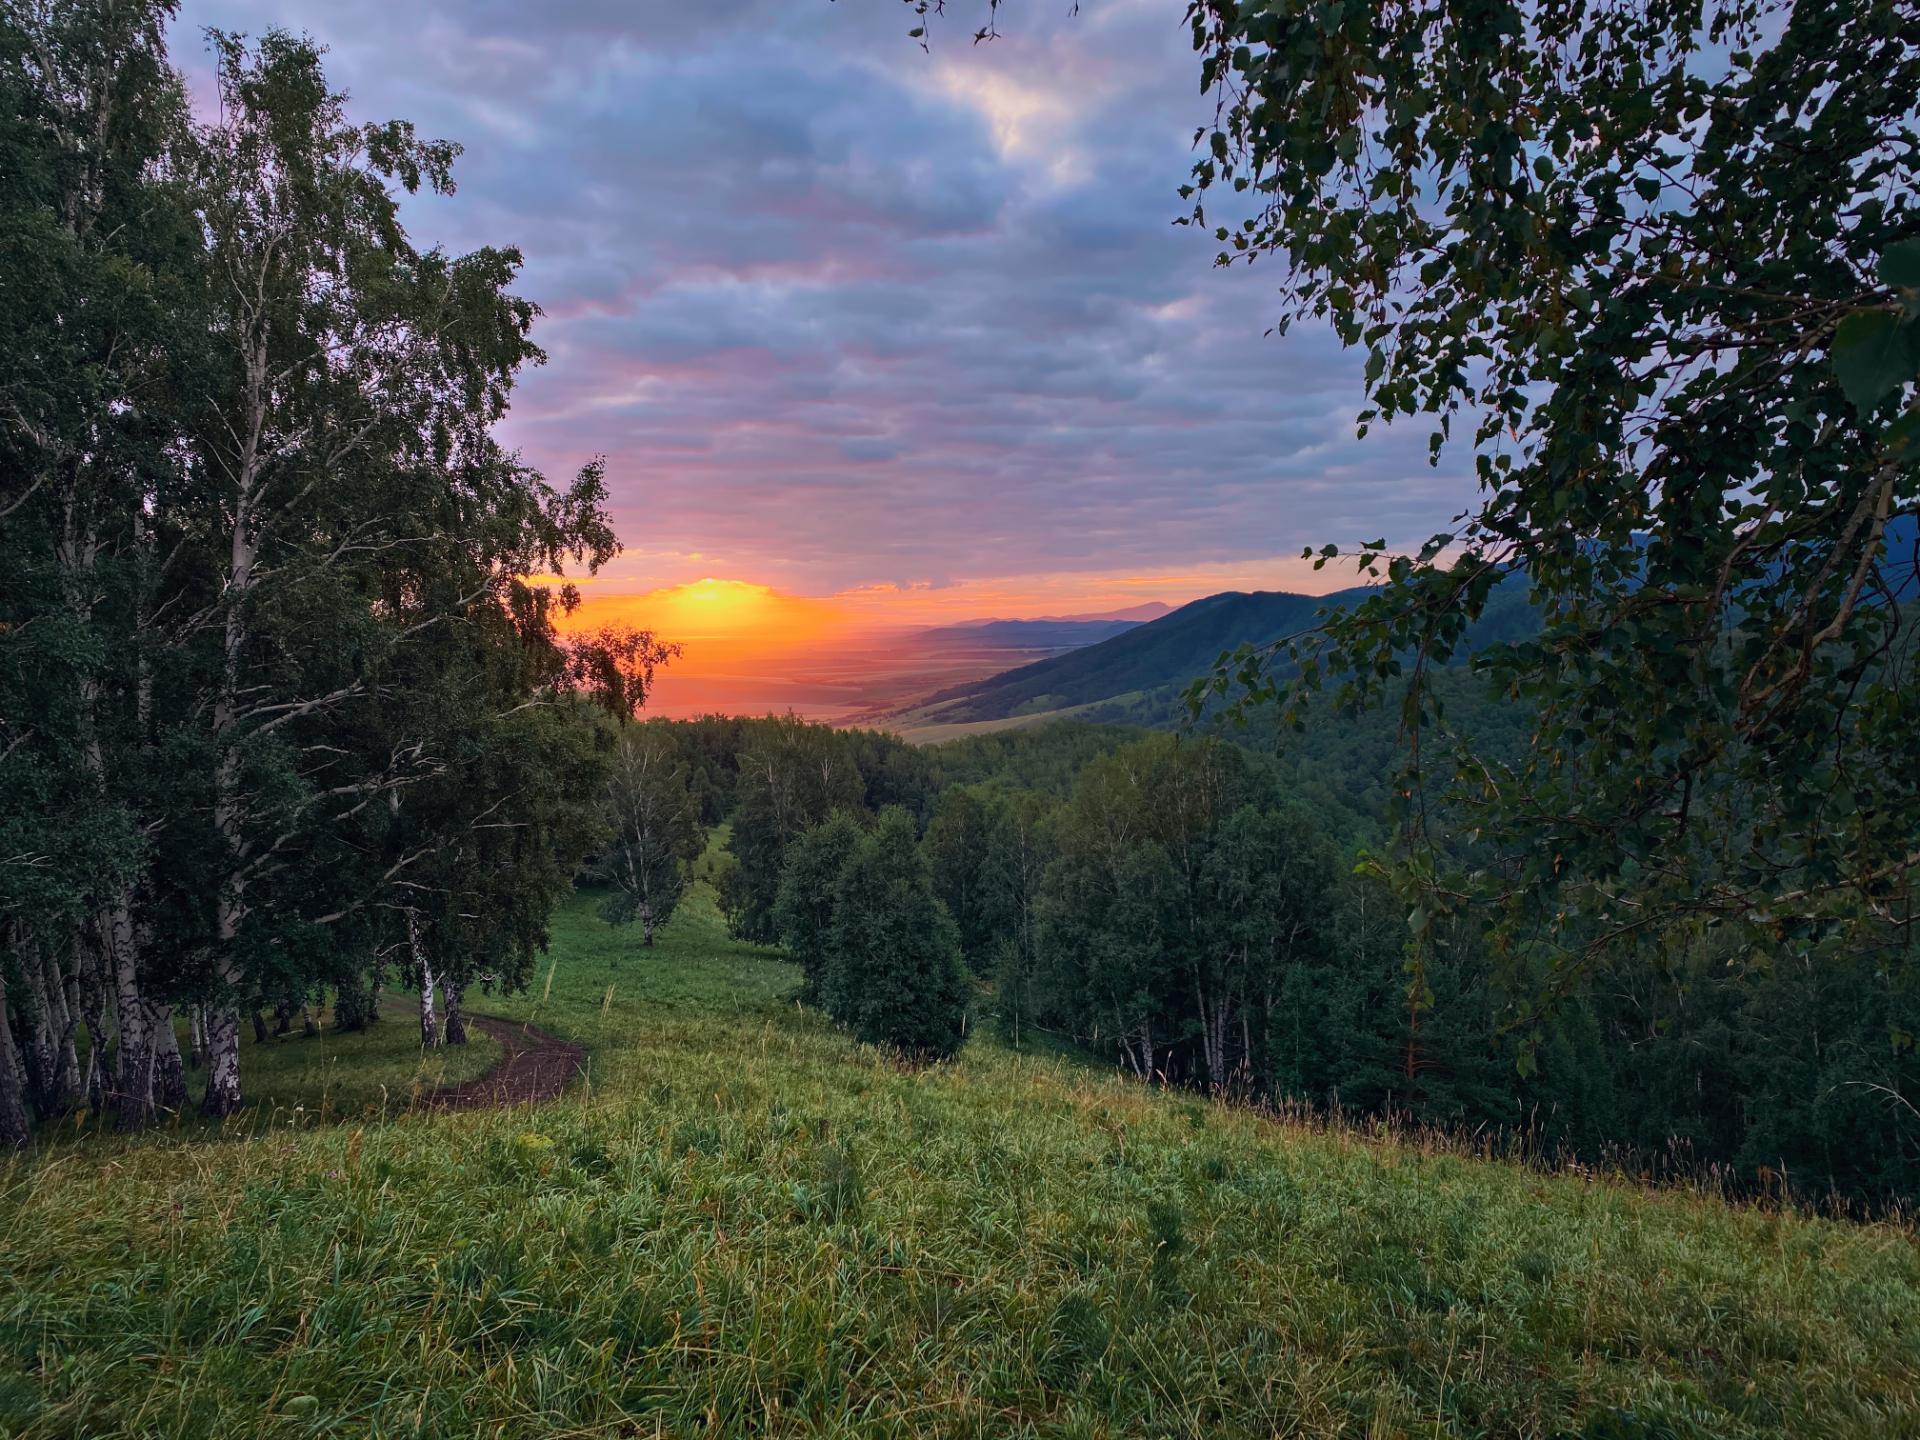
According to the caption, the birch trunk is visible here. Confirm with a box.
[188,1007,204,1070]
[54,936,83,1104]
[200,867,249,1115]
[105,898,154,1129]
[1192,974,1228,1089]
[13,946,62,1119]
[149,1002,186,1111]
[409,913,438,1048]
[443,979,467,1045]
[202,323,269,1117]
[0,1000,31,1148]
[200,996,243,1117]
[14,930,80,1119]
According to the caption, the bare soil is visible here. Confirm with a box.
[421,1013,585,1110]
[377,997,585,1110]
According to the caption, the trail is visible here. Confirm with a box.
[422,1014,585,1110]
[378,999,585,1110]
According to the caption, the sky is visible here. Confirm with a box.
[167,0,1479,711]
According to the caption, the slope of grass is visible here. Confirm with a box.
[2,882,1918,1439]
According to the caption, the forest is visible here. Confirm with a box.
[587,713,1920,1211]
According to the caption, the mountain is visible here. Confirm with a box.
[898,579,1541,729]
[938,601,1173,628]
[916,617,1148,655]
[901,588,1374,726]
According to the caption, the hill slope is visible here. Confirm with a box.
[904,589,1373,725]
[916,616,1149,655]
[4,882,1916,1438]
[895,578,1545,731]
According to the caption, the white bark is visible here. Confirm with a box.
[409,912,438,1048]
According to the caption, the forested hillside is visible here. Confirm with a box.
[900,577,1542,729]
[582,713,1920,1210]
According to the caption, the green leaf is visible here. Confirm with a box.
[1885,407,1920,455]
[1878,239,1920,313]
[1832,311,1918,412]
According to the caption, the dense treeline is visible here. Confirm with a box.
[626,713,1920,1208]
[0,8,657,1137]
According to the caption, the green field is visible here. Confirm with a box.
[2,881,1917,1439]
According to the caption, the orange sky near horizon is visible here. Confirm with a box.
[555,559,1374,721]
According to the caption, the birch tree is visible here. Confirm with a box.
[179,31,614,1112]
[0,0,201,1131]
[596,724,704,947]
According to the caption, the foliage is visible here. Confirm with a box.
[923,720,1149,795]
[1036,734,1314,1084]
[1180,0,1920,1041]
[594,723,705,946]
[923,784,1064,975]
[717,716,946,945]
[771,810,868,1000]
[820,807,973,1060]
[724,717,869,943]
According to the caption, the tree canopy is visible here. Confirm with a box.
[1165,0,1920,1050]
[0,6,656,1138]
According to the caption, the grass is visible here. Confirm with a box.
[1,881,1918,1439]
[41,1004,504,1148]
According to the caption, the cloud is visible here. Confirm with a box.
[169,0,1477,602]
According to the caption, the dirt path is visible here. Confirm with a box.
[380,1000,585,1110]
[423,1013,586,1110]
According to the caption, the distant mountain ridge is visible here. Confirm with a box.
[916,617,1148,654]
[902,588,1375,726]
[898,580,1542,729]
[936,601,1172,628]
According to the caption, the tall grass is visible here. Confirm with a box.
[1,884,1916,1438]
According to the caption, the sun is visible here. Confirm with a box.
[560,578,844,659]
[670,578,779,633]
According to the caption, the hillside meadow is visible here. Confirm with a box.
[1,883,1917,1439]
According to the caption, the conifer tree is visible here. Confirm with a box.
[772,810,868,1000]
[821,807,971,1059]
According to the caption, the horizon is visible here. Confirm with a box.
[556,569,1376,720]
[168,0,1477,697]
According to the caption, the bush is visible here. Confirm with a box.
[332,972,379,1032]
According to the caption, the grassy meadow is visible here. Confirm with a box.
[2,880,1918,1439]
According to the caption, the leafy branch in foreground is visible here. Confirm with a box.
[1178,0,1920,1056]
